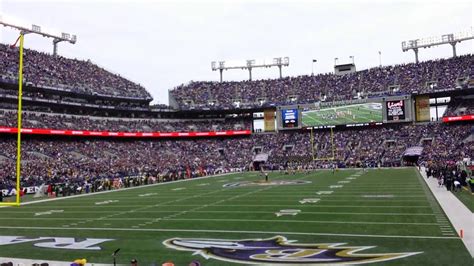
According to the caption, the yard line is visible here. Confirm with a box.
[3,217,439,226]
[144,181,280,228]
[18,204,432,209]
[206,204,432,208]
[156,218,440,226]
[0,226,458,240]
[0,210,436,216]
[62,185,232,228]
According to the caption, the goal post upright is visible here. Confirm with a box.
[0,16,76,206]
[310,127,336,161]
[15,33,25,206]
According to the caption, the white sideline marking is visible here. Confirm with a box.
[13,172,235,206]
[0,226,458,240]
[0,257,111,266]
[0,210,437,216]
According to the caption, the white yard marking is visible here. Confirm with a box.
[95,200,119,205]
[34,210,64,216]
[346,177,357,180]
[299,198,320,204]
[338,181,350,184]
[329,185,343,188]
[362,195,395,198]
[196,183,209,186]
[316,191,333,195]
[275,209,301,217]
[0,226,458,240]
[138,193,157,197]
[171,187,186,191]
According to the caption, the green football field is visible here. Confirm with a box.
[0,168,472,265]
[302,103,383,126]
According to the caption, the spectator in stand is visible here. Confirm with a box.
[0,43,150,99]
[0,123,471,191]
[170,54,473,109]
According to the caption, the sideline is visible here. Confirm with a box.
[418,167,474,257]
[1,172,235,207]
[0,257,111,266]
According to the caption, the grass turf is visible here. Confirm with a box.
[0,168,472,265]
[451,186,474,212]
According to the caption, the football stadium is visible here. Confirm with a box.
[0,1,473,265]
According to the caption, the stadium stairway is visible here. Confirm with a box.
[419,167,474,257]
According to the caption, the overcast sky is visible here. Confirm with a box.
[0,0,472,104]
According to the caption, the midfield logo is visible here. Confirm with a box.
[163,236,421,264]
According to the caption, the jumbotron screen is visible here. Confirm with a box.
[302,102,383,127]
[281,109,299,128]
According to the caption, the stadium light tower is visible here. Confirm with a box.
[402,28,473,63]
[0,15,77,55]
[211,57,289,82]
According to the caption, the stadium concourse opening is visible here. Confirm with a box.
[0,3,473,265]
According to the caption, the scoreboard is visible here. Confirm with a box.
[386,100,406,121]
[282,109,298,128]
[277,106,301,130]
[382,96,413,123]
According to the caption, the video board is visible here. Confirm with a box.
[301,102,383,127]
[281,109,299,128]
[386,100,406,121]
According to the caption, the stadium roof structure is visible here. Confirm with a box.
[402,28,474,63]
[0,14,76,55]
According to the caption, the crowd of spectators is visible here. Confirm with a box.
[0,110,251,132]
[444,96,474,117]
[0,123,471,190]
[0,43,151,99]
[268,123,472,168]
[170,54,473,109]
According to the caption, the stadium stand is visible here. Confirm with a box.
[169,54,473,109]
[0,109,251,132]
[0,42,472,199]
[0,123,472,189]
[0,43,151,100]
[444,96,474,117]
